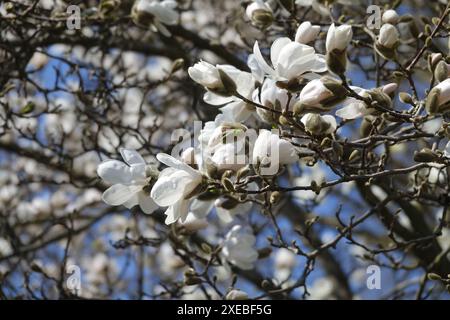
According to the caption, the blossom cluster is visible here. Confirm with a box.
[95,0,450,274]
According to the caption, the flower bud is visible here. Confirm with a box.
[325,24,352,74]
[215,196,239,210]
[170,58,184,74]
[301,113,337,136]
[295,21,320,44]
[399,92,413,104]
[382,10,399,25]
[434,60,449,83]
[413,148,439,163]
[430,53,443,70]
[427,273,442,281]
[426,79,450,115]
[296,77,347,114]
[376,24,399,60]
[246,1,273,29]
[269,191,282,204]
[99,0,120,16]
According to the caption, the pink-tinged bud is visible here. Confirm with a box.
[381,83,398,95]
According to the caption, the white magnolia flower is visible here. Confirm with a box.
[326,24,353,52]
[274,248,297,282]
[382,10,399,25]
[253,129,298,174]
[253,37,326,81]
[222,225,258,270]
[189,62,255,121]
[150,153,203,224]
[202,67,256,122]
[295,21,321,44]
[132,0,178,37]
[97,149,158,214]
[378,24,399,49]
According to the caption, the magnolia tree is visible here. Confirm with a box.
[1,0,450,300]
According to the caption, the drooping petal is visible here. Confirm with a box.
[164,199,190,224]
[203,91,234,105]
[102,184,143,206]
[138,191,159,214]
[123,193,139,209]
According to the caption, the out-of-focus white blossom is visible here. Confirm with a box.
[131,0,179,37]
[221,225,258,270]
[226,289,249,300]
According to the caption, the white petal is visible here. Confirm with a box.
[335,100,368,119]
[220,101,253,122]
[253,41,275,76]
[156,153,201,177]
[270,37,291,68]
[120,148,145,166]
[102,184,142,206]
[150,168,196,206]
[138,191,158,214]
[204,91,234,105]
[190,199,214,219]
[123,193,139,209]
[164,199,190,224]
[97,160,133,184]
[216,207,234,224]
